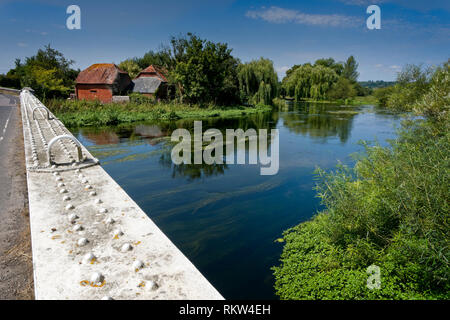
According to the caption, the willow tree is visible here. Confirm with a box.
[282,64,338,101]
[237,58,278,105]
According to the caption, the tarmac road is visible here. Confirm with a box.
[0,92,34,299]
[0,94,16,145]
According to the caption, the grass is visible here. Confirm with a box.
[349,95,378,105]
[45,99,272,127]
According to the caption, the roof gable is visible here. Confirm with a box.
[76,63,129,84]
[135,65,168,82]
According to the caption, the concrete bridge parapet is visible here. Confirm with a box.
[19,90,223,300]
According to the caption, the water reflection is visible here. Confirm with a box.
[281,102,359,143]
[78,111,278,180]
[158,151,229,181]
[84,131,119,145]
[72,102,402,299]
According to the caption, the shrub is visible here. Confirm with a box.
[412,63,449,120]
[128,92,154,104]
[373,62,449,120]
[327,77,357,100]
[373,86,394,107]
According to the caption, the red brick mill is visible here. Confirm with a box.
[75,63,169,103]
[75,63,131,103]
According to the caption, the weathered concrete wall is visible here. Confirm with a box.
[20,90,223,300]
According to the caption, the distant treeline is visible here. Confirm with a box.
[359,80,396,89]
[1,33,371,105]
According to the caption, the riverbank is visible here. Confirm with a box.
[46,99,272,127]
[275,95,377,106]
[273,64,449,300]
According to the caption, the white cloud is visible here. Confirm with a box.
[339,0,450,11]
[276,66,290,73]
[275,66,290,79]
[372,63,402,79]
[26,29,48,36]
[338,0,387,5]
[246,6,360,27]
[17,42,28,47]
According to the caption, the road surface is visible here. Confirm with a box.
[0,92,34,299]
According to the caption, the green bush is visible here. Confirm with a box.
[373,86,394,107]
[374,63,448,112]
[327,77,357,100]
[412,63,449,120]
[128,92,154,104]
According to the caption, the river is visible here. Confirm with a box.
[71,102,402,299]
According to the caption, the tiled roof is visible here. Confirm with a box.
[76,64,128,84]
[136,65,168,82]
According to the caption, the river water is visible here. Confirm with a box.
[71,102,402,299]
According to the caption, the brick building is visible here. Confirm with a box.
[75,64,131,103]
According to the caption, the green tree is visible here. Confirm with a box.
[237,58,278,105]
[171,33,240,105]
[412,62,449,119]
[30,66,69,99]
[118,59,141,79]
[377,63,435,111]
[373,86,394,107]
[9,45,77,99]
[133,46,174,70]
[0,72,20,89]
[122,34,241,105]
[342,55,359,82]
[327,77,357,100]
[282,64,338,101]
[314,58,344,76]
[353,82,372,96]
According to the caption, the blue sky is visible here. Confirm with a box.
[0,0,448,81]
